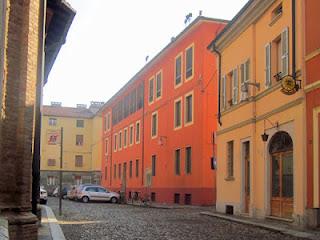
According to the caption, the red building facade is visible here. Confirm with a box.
[100,17,227,205]
[305,0,320,226]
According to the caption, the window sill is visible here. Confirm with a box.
[269,13,282,27]
[225,176,235,181]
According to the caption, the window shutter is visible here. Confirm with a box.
[265,43,271,87]
[232,69,238,105]
[281,27,289,76]
[221,76,226,110]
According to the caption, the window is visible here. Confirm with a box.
[105,139,109,155]
[124,128,128,148]
[76,135,84,146]
[118,131,122,150]
[118,164,121,179]
[151,112,158,138]
[281,28,289,77]
[135,121,140,143]
[186,146,192,174]
[129,160,133,178]
[76,119,84,128]
[47,176,56,186]
[152,155,156,176]
[240,60,250,101]
[114,164,116,179]
[123,162,127,179]
[75,155,83,167]
[227,141,234,178]
[265,43,271,87]
[107,112,111,130]
[185,44,194,80]
[175,54,182,87]
[175,149,181,175]
[47,159,56,167]
[174,98,182,129]
[174,193,180,204]
[129,124,134,145]
[151,192,156,202]
[156,71,162,99]
[148,77,154,103]
[221,76,226,110]
[185,194,192,205]
[48,118,57,126]
[114,134,117,152]
[136,159,139,177]
[185,92,193,125]
[105,166,108,180]
[232,69,238,105]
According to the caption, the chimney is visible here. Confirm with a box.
[51,102,62,107]
[89,101,104,114]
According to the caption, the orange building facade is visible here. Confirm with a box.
[100,17,227,205]
[305,0,320,226]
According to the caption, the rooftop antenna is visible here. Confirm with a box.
[199,10,202,16]
[184,13,192,25]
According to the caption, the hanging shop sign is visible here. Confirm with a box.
[280,75,301,95]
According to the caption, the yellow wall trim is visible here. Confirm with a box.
[313,107,320,208]
[305,48,320,62]
[218,97,303,135]
[304,80,320,93]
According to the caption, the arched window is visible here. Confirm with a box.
[269,131,293,154]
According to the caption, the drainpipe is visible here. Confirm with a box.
[32,0,46,215]
[292,0,296,79]
[141,83,145,186]
[212,45,222,126]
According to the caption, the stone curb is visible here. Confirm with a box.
[200,211,318,240]
[42,205,66,240]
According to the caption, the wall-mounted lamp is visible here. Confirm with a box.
[261,132,269,142]
[261,119,279,142]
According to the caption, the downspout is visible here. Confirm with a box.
[292,0,296,78]
[32,0,46,215]
[212,44,222,126]
[109,113,113,186]
[141,83,145,186]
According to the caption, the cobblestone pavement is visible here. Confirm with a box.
[48,197,308,240]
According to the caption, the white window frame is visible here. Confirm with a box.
[184,91,194,126]
[118,130,122,150]
[185,43,194,81]
[174,53,183,88]
[129,124,134,146]
[232,68,238,105]
[135,120,141,144]
[265,43,271,88]
[148,76,155,104]
[107,112,111,131]
[48,118,57,126]
[151,111,158,139]
[156,70,162,100]
[281,27,289,77]
[105,138,109,155]
[174,97,182,130]
[113,133,118,152]
[240,60,250,101]
[123,128,128,148]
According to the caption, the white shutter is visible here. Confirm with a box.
[221,76,226,110]
[265,43,271,87]
[232,69,238,105]
[281,27,289,76]
[240,64,246,101]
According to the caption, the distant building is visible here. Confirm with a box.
[99,16,227,205]
[0,0,75,239]
[41,102,104,192]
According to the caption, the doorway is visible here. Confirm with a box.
[269,131,293,219]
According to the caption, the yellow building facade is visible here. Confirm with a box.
[209,0,307,225]
[41,102,103,192]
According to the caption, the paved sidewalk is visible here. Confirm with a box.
[201,211,320,240]
[38,205,65,240]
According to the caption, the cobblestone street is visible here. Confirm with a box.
[47,197,309,240]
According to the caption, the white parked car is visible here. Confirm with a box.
[40,187,48,204]
[76,185,119,203]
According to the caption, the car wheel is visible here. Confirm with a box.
[111,197,117,204]
[82,196,89,203]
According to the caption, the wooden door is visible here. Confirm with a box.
[271,151,293,219]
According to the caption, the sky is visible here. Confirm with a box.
[43,0,248,107]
